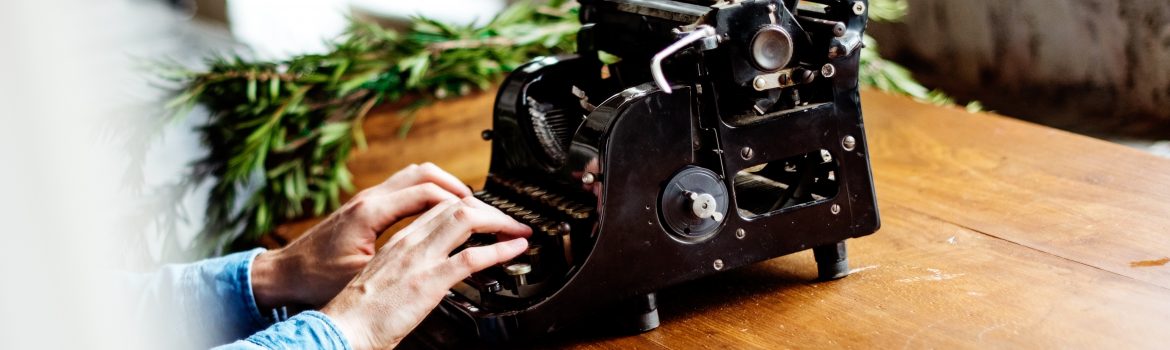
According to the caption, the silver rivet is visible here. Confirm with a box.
[831,204,841,215]
[852,1,866,15]
[713,259,725,270]
[467,306,480,312]
[740,146,754,160]
[581,172,595,184]
[753,76,767,90]
[821,63,836,78]
[842,135,857,151]
[735,228,746,240]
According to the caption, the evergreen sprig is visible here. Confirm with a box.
[158,0,956,257]
[161,1,579,254]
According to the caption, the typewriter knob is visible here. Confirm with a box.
[688,192,724,222]
[749,25,795,72]
[660,167,729,239]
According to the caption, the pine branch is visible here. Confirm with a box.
[160,1,579,255]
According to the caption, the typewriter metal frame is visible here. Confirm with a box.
[427,0,880,343]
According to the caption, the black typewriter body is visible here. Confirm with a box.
[432,0,879,343]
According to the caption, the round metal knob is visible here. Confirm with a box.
[750,25,794,72]
[688,192,724,222]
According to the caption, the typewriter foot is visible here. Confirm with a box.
[616,292,660,333]
[814,241,850,280]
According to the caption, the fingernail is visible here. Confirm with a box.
[506,237,528,249]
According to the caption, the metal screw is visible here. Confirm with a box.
[735,228,746,240]
[832,22,847,37]
[797,68,815,84]
[842,135,857,151]
[852,1,866,15]
[830,204,841,215]
[821,63,836,78]
[753,76,767,90]
[740,146,754,160]
[581,172,596,184]
[713,259,725,270]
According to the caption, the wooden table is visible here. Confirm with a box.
[273,89,1170,348]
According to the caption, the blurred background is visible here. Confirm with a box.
[868,0,1170,153]
[0,0,1166,348]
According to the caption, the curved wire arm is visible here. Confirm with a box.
[650,25,717,94]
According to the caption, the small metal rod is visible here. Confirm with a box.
[651,25,716,94]
[795,15,846,37]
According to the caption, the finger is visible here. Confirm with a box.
[384,197,462,247]
[442,238,529,284]
[355,183,460,234]
[431,201,532,253]
[461,197,530,240]
[379,163,472,198]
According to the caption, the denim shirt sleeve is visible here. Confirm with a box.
[123,248,271,348]
[211,311,351,350]
[122,248,349,349]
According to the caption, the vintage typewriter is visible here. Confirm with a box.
[431,0,880,343]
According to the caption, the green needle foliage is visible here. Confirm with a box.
[159,0,955,256]
[161,1,578,254]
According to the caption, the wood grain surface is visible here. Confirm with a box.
[273,89,1170,348]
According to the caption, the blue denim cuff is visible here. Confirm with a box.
[245,311,352,350]
[236,247,271,329]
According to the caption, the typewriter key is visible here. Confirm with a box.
[538,193,555,205]
[540,223,558,235]
[525,245,542,270]
[505,263,532,286]
[556,201,573,212]
[568,207,591,220]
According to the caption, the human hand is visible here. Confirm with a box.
[319,197,532,350]
[250,163,474,310]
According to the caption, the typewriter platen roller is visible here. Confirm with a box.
[435,0,880,342]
